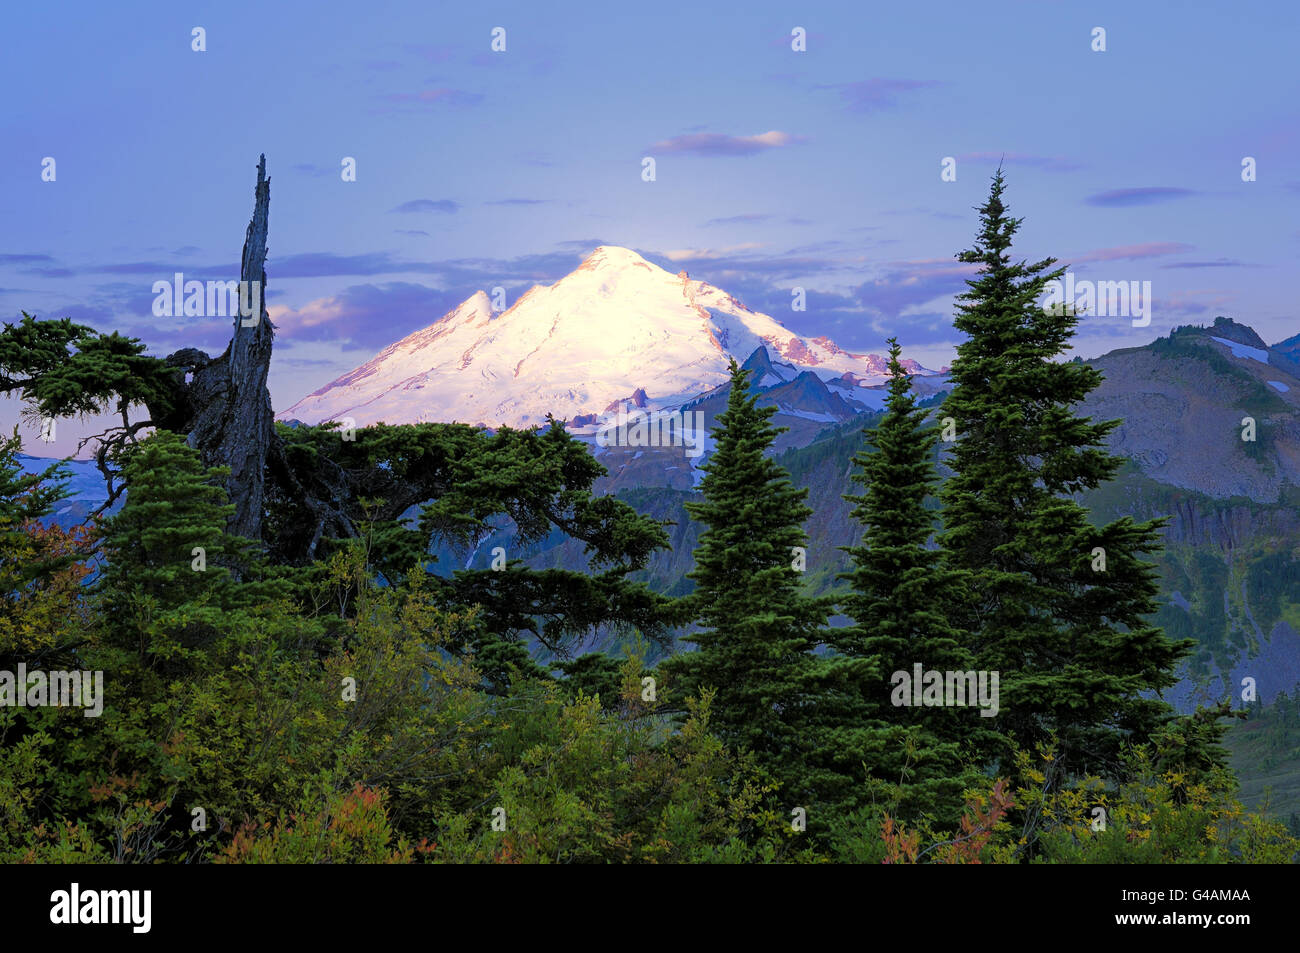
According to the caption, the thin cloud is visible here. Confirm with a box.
[4,301,118,333]
[648,130,805,157]
[389,199,459,214]
[556,238,618,250]
[292,163,336,178]
[705,214,774,226]
[114,317,243,353]
[700,214,812,228]
[270,252,432,277]
[21,267,74,278]
[881,206,963,221]
[1071,242,1195,263]
[855,260,980,318]
[817,78,941,113]
[89,261,237,275]
[663,244,766,262]
[1085,187,1197,207]
[0,253,57,265]
[780,240,849,257]
[78,254,410,279]
[641,249,841,281]
[957,151,1083,173]
[1160,259,1261,269]
[271,281,467,352]
[486,198,549,206]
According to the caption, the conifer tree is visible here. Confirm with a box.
[96,429,265,671]
[664,359,831,802]
[938,171,1191,776]
[819,340,976,820]
[840,339,965,675]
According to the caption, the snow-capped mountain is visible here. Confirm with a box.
[281,245,936,429]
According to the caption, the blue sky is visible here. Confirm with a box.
[3,0,1298,455]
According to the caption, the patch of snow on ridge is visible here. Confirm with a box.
[1212,336,1270,364]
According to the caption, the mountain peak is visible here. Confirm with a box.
[1174,316,1269,351]
[1208,316,1268,350]
[465,289,495,316]
[578,245,653,271]
[283,249,938,429]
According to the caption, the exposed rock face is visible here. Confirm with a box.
[1081,334,1300,503]
[1203,315,1269,350]
[603,388,649,413]
[1162,500,1300,549]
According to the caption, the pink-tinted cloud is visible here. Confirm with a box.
[1070,242,1194,264]
[270,282,466,352]
[648,130,805,157]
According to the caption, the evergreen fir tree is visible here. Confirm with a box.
[938,170,1192,777]
[840,338,965,676]
[664,359,832,803]
[819,339,976,821]
[96,429,265,671]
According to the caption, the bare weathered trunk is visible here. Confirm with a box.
[185,155,275,542]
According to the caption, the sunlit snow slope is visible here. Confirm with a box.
[281,245,934,428]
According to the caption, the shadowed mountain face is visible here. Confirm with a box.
[1070,318,1300,711]
[1082,318,1300,502]
[1269,331,1300,381]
